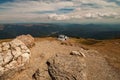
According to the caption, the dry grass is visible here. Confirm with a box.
[91,39,120,70]
[0,39,12,43]
[66,38,120,70]
[67,38,102,45]
[35,37,57,42]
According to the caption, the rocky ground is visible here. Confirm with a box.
[0,36,120,80]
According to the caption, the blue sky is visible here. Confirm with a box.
[0,0,12,3]
[0,0,120,23]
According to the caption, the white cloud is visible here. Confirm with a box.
[48,12,119,20]
[48,14,70,20]
[0,0,120,23]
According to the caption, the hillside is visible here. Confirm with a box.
[0,37,120,80]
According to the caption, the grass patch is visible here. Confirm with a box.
[71,38,102,45]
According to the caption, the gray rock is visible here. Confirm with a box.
[47,54,86,80]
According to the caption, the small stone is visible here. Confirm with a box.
[70,51,81,56]
[70,50,86,57]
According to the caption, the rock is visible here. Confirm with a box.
[70,51,81,56]
[0,66,4,76]
[5,60,18,69]
[20,44,29,50]
[70,48,88,57]
[47,54,86,80]
[21,53,30,63]
[70,50,85,57]
[2,42,10,51]
[32,66,51,80]
[0,53,3,66]
[0,35,34,80]
[16,34,35,48]
[16,56,22,65]
[0,47,2,52]
[4,50,13,65]
[10,39,25,47]
[32,69,40,80]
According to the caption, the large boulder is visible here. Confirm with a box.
[0,35,34,80]
[47,53,86,80]
[16,34,35,48]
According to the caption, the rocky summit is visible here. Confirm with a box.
[0,35,120,80]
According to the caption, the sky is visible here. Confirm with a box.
[0,0,120,24]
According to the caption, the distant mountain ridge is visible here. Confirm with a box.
[0,23,120,39]
[0,25,4,30]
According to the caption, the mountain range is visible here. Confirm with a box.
[0,23,120,39]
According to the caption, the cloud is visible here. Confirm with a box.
[48,12,119,20]
[48,14,70,20]
[0,0,120,23]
